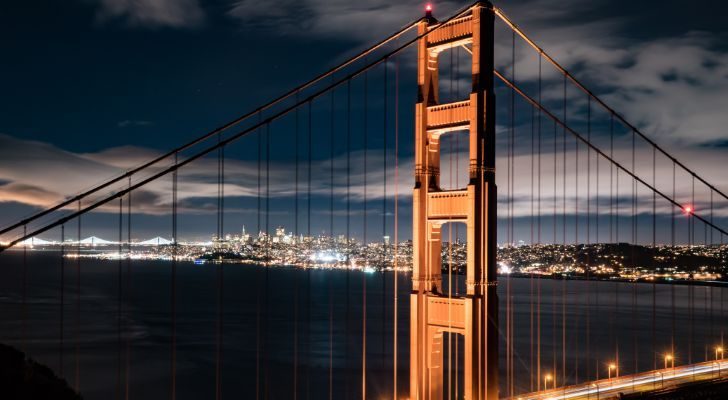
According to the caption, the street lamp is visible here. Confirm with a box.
[608,363,617,380]
[664,354,674,370]
[544,374,553,390]
[716,346,724,377]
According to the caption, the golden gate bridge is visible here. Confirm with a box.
[1,2,728,399]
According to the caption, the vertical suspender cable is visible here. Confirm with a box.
[573,117,579,384]
[690,176,695,367]
[216,139,225,400]
[507,30,515,397]
[117,197,123,400]
[671,161,676,359]
[22,224,27,354]
[631,130,637,380]
[171,152,178,400]
[329,79,335,400]
[562,73,567,388]
[393,55,400,400]
[255,112,262,400]
[652,147,657,372]
[552,119,557,383]
[381,59,388,387]
[266,120,271,397]
[345,80,352,397]
[537,55,542,390]
[76,201,82,393]
[293,92,300,400]
[530,98,535,392]
[362,69,368,400]
[60,223,65,378]
[608,114,615,367]
[255,112,267,400]
[710,192,715,347]
[306,101,312,400]
[595,114,600,381]
[615,125,621,375]
[126,178,132,400]
[586,95,591,383]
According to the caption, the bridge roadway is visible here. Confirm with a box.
[507,359,728,400]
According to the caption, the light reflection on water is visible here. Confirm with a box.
[0,251,725,399]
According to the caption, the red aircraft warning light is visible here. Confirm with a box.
[684,205,693,215]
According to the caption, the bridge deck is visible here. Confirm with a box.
[507,360,728,400]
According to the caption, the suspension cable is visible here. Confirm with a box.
[493,71,728,238]
[493,6,728,210]
[2,5,492,250]
[0,10,432,239]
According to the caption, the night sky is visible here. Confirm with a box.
[2,0,728,243]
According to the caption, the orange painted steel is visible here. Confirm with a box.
[411,2,498,399]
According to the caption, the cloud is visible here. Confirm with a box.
[91,0,205,28]
[0,182,64,208]
[227,0,464,41]
[230,0,728,148]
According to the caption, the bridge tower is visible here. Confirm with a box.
[410,2,498,399]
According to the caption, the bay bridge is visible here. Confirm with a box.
[1,2,728,399]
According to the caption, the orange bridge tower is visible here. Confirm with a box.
[410,2,498,399]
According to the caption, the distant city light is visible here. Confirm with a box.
[497,262,512,275]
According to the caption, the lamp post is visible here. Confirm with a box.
[716,347,724,377]
[608,363,617,380]
[544,374,553,390]
[664,354,674,370]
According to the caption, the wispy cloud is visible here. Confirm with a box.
[227,0,463,41]
[2,130,727,221]
[91,0,205,28]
